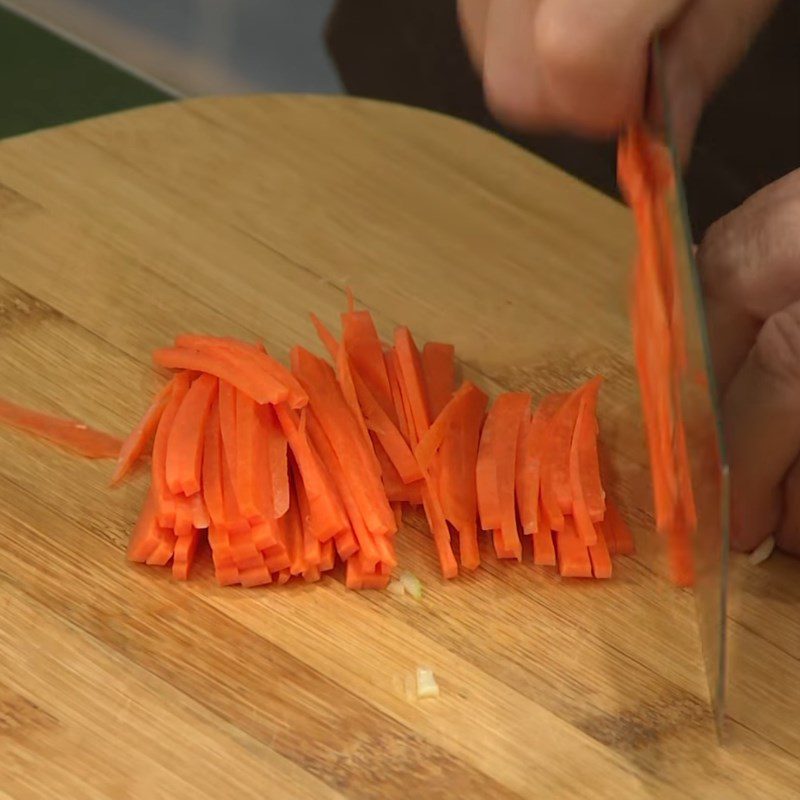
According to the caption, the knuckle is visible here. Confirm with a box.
[754,305,800,383]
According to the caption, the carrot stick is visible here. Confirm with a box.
[415,381,477,470]
[393,327,431,443]
[575,378,606,522]
[172,529,200,581]
[569,392,599,547]
[342,309,395,420]
[555,519,592,578]
[532,528,556,566]
[127,491,163,562]
[165,373,217,496]
[334,527,359,560]
[240,565,273,587]
[171,335,307,410]
[588,523,612,579]
[385,349,411,444]
[320,538,336,571]
[201,400,226,528]
[0,396,123,459]
[145,526,177,566]
[492,392,530,560]
[112,379,174,484]
[233,389,266,521]
[294,462,322,568]
[421,342,455,420]
[476,402,501,532]
[421,483,459,579]
[154,346,291,407]
[549,386,586,516]
[310,313,339,360]
[151,372,193,527]
[260,404,290,519]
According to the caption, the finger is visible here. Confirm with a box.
[703,296,760,393]
[533,0,687,136]
[457,0,490,73]
[657,0,780,163]
[777,458,800,556]
[699,168,800,320]
[724,301,800,551]
[482,0,559,130]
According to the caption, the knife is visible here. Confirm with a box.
[647,37,730,739]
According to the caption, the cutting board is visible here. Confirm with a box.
[0,96,797,799]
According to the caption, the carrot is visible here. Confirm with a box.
[112,379,173,484]
[588,523,612,579]
[240,565,273,587]
[165,373,217,497]
[574,378,605,522]
[393,327,431,443]
[492,392,531,560]
[145,525,177,567]
[261,404,290,519]
[233,388,268,521]
[172,529,200,581]
[201,400,226,528]
[415,381,477,470]
[171,335,307,410]
[274,403,348,539]
[385,349,411,444]
[555,519,593,578]
[532,528,556,566]
[605,500,635,555]
[548,385,587,516]
[292,347,395,537]
[0,396,123,459]
[151,372,193,527]
[154,346,291,407]
[476,400,501,532]
[320,538,336,571]
[342,309,395,420]
[127,491,163,563]
[421,483,459,579]
[569,391,599,547]
[422,342,455,420]
[310,313,339,360]
[334,526,359,560]
[294,462,322,568]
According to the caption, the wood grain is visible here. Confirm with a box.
[0,95,797,799]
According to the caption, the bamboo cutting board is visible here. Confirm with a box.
[0,96,797,799]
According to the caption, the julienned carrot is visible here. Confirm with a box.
[127,491,162,562]
[234,389,266,521]
[421,482,459,579]
[438,383,487,570]
[393,327,431,443]
[151,372,193,527]
[201,400,225,528]
[294,461,322,568]
[292,347,395,537]
[257,404,289,519]
[548,385,587,516]
[414,381,476,471]
[112,379,174,485]
[555,519,593,578]
[154,346,291,407]
[342,309,395,420]
[310,313,339,361]
[575,378,606,523]
[422,342,455,421]
[165,373,218,497]
[385,350,411,444]
[569,391,599,547]
[172,529,200,581]
[305,408,380,568]
[172,334,307,410]
[588,523,612,579]
[516,394,564,535]
[274,403,348,539]
[0,396,123,459]
[492,392,531,560]
[532,528,556,566]
[476,399,501,532]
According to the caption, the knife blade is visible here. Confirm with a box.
[648,36,730,738]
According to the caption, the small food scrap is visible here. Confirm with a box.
[416,667,439,699]
[399,571,423,600]
[748,536,775,566]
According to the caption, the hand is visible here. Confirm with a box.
[458,0,777,161]
[698,169,800,555]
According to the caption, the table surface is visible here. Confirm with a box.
[0,95,797,799]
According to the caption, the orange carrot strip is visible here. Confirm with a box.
[201,400,226,528]
[293,347,395,537]
[588,523,612,579]
[414,381,476,470]
[173,501,194,537]
[606,500,635,555]
[260,404,289,518]
[172,530,200,581]
[476,402,501,532]
[385,350,411,444]
[342,309,395,420]
[335,527,359,560]
[189,493,210,529]
[532,528,556,566]
[303,566,321,583]
[320,538,336,571]
[274,403,348,539]
[276,568,291,585]
[492,530,518,559]
[549,386,587,515]
[240,565,273,587]
[127,491,162,562]
[576,378,606,522]
[421,342,455,421]
[294,462,322,568]
[251,519,278,550]
[345,556,363,590]
[492,392,530,560]
[112,379,173,484]
[233,389,264,520]
[393,327,431,442]
[555,519,593,578]
[172,335,307,410]
[215,564,240,586]
[154,346,290,406]
[218,380,238,474]
[165,373,218,496]
[151,372,193,527]
[305,409,379,567]
[145,526,177,566]
[310,313,339,360]
[0,396,123,459]
[421,483,459,579]
[570,392,599,547]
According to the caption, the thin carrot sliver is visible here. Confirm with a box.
[0,396,123,459]
[415,381,475,470]
[385,349,411,444]
[576,378,606,522]
[548,386,585,516]
[260,404,290,519]
[112,379,173,484]
[201,400,226,528]
[569,392,599,547]
[233,389,264,520]
[555,519,592,578]
[492,392,530,560]
[172,530,200,581]
[127,491,162,562]
[165,373,217,496]
[393,327,431,442]
[342,309,395,420]
[588,523,612,579]
[240,565,273,587]
[320,538,336,571]
[293,462,322,568]
[476,402,501,532]
[145,526,177,566]
[532,529,556,566]
[310,313,339,360]
[421,483,459,579]
[421,342,455,421]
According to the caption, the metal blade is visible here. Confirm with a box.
[650,38,730,738]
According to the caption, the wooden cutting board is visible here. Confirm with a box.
[0,95,797,799]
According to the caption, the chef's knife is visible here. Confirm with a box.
[648,37,730,738]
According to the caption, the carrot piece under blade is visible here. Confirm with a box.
[0,396,123,459]
[112,379,174,485]
[421,342,455,421]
